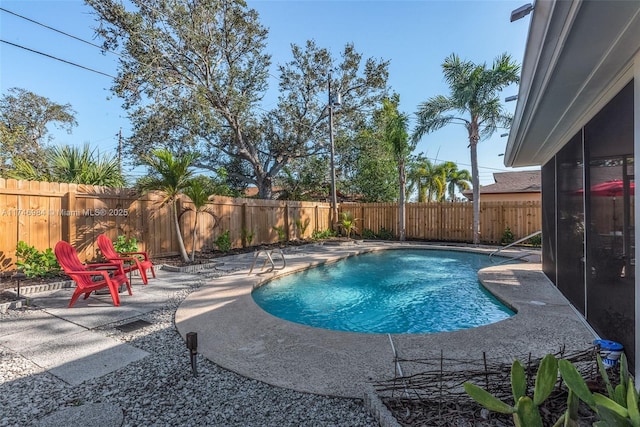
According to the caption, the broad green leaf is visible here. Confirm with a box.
[511,359,527,401]
[597,354,615,399]
[533,354,558,405]
[515,396,543,427]
[594,393,629,418]
[615,384,627,406]
[558,359,596,408]
[627,378,640,427]
[621,353,629,389]
[596,405,632,427]
[464,382,515,414]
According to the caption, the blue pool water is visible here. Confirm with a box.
[252,249,515,334]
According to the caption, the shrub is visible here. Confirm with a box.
[294,217,311,238]
[112,235,139,253]
[312,229,336,240]
[215,230,231,252]
[241,227,254,248]
[525,234,542,247]
[272,225,286,242]
[15,241,60,278]
[500,226,515,245]
[377,227,394,240]
[362,228,377,239]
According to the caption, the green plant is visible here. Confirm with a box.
[561,353,640,426]
[15,241,60,278]
[377,227,394,240]
[339,211,358,238]
[362,228,377,239]
[501,226,515,245]
[215,230,231,252]
[241,227,254,248]
[294,217,311,239]
[112,235,139,253]
[272,225,287,242]
[464,354,572,427]
[525,234,542,247]
[312,229,336,240]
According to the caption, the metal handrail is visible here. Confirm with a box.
[248,248,286,275]
[489,230,542,261]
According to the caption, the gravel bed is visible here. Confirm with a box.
[0,276,377,427]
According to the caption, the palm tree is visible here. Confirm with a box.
[137,149,198,263]
[380,98,413,241]
[49,144,126,187]
[413,53,520,243]
[407,155,446,202]
[7,144,125,186]
[440,161,472,201]
[182,178,218,262]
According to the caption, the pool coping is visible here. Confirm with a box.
[174,242,597,399]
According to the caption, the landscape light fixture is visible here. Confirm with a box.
[186,332,198,377]
[510,3,534,22]
[505,95,518,102]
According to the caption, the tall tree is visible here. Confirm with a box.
[87,0,389,199]
[407,155,446,202]
[441,161,471,201]
[137,149,198,263]
[0,88,77,175]
[412,53,520,243]
[379,98,412,240]
[88,0,271,193]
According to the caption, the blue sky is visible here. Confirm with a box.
[0,0,536,185]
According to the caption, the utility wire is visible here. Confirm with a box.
[1,40,115,78]
[0,7,121,57]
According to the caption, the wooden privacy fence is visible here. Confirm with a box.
[342,200,541,243]
[0,178,540,270]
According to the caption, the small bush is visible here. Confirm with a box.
[500,226,515,245]
[294,217,311,238]
[362,228,377,239]
[272,225,286,242]
[113,235,139,253]
[377,227,394,240]
[312,229,336,240]
[525,234,542,247]
[215,230,232,252]
[15,241,60,278]
[241,227,254,248]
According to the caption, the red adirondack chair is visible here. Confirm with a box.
[97,234,156,285]
[54,241,132,308]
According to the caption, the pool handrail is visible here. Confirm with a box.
[248,248,286,275]
[489,230,541,262]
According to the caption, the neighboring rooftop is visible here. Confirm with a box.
[463,170,541,200]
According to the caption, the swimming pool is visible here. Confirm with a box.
[252,249,515,334]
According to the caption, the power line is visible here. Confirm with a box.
[1,40,115,78]
[0,7,121,57]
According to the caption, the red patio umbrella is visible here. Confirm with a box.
[576,180,634,197]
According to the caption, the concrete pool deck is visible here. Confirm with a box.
[174,242,598,399]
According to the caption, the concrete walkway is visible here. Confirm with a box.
[0,270,199,382]
[175,242,598,398]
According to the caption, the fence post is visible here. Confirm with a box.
[284,202,290,242]
[241,202,247,247]
[63,191,76,244]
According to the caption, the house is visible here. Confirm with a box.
[504,1,640,371]
[462,170,541,202]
